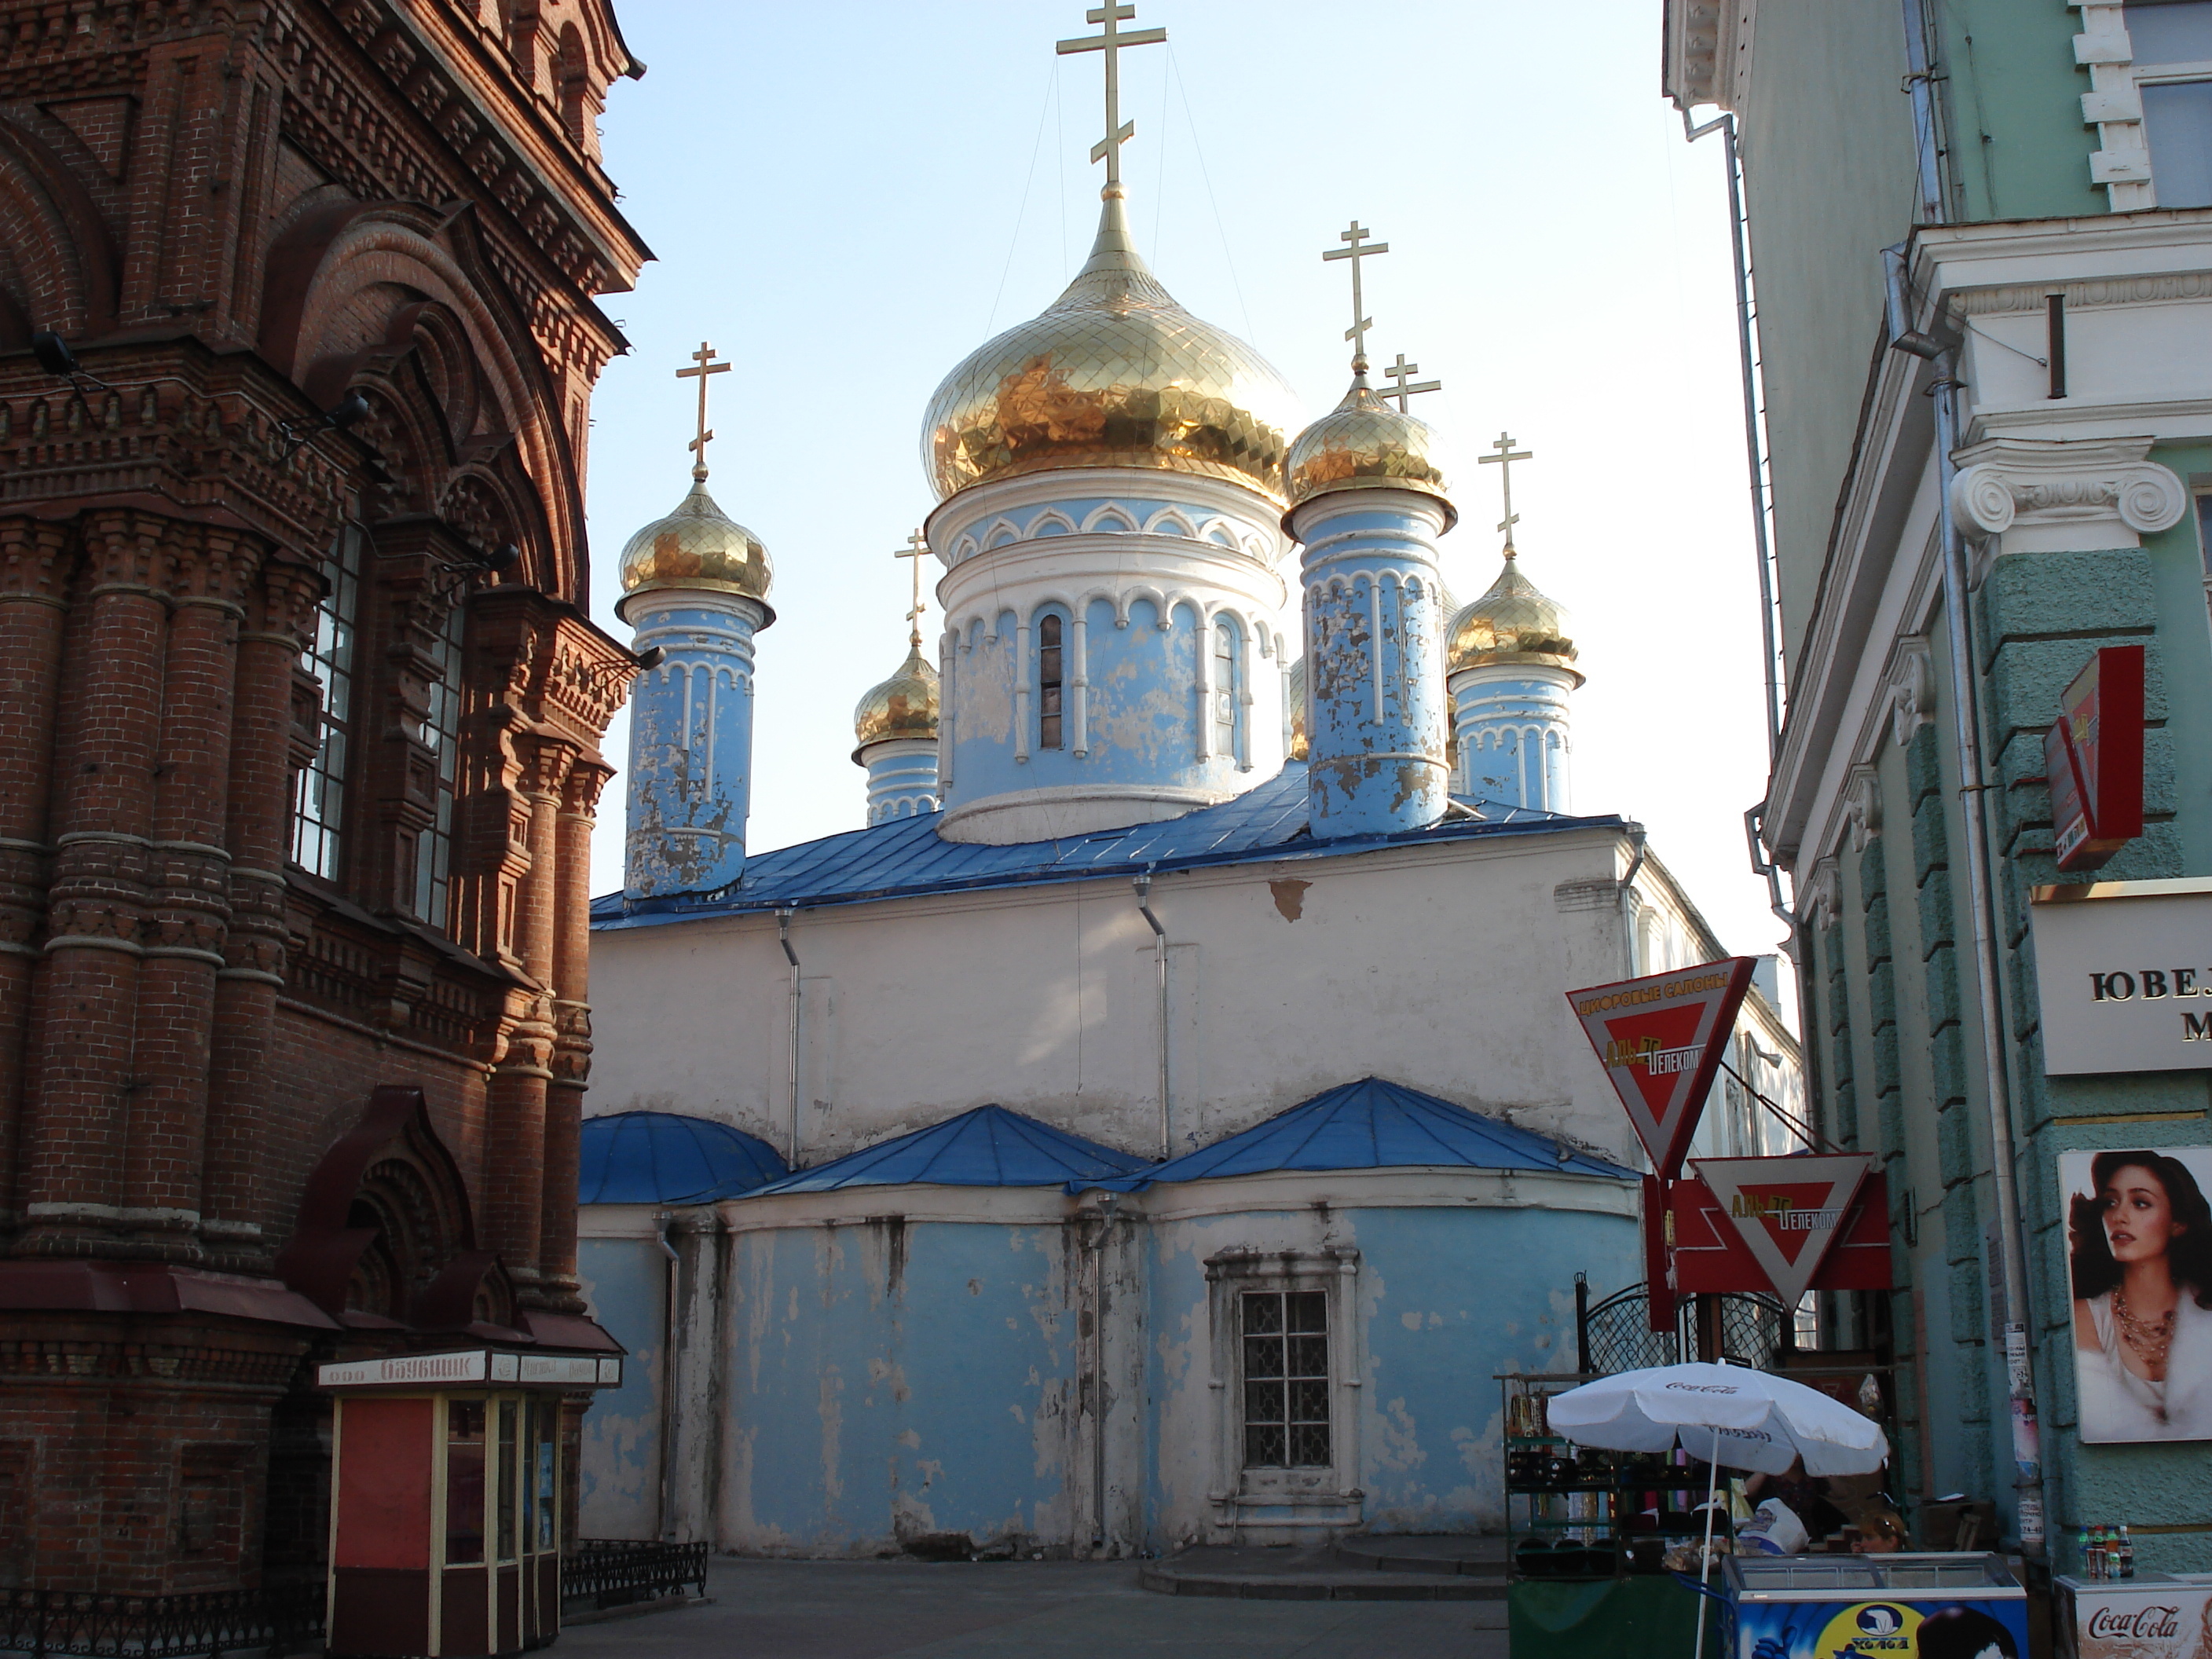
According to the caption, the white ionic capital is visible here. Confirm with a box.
[1844,764,1883,853]
[1804,858,1841,932]
[1885,635,1934,749]
[1949,436,2186,554]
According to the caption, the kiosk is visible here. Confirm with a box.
[320,1348,623,1657]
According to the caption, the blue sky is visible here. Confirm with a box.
[580,0,1783,976]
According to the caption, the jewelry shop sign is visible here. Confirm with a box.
[2030,879,2212,1075]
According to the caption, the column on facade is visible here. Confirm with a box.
[543,758,611,1308]
[486,731,572,1298]
[123,526,262,1256]
[202,555,321,1262]
[18,511,171,1254]
[0,519,74,1209]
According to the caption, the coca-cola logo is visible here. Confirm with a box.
[2086,1605,2181,1640]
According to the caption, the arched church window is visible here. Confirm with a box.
[292,522,364,881]
[413,595,466,930]
[1213,619,1237,758]
[1038,613,1064,750]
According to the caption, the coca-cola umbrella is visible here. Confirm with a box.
[1545,1362,1890,1659]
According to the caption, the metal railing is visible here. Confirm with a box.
[1580,1285,1789,1376]
[562,1540,710,1612]
[0,1584,323,1658]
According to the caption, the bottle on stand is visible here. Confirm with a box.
[2117,1525,2135,1580]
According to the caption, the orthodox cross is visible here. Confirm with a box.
[1057,3,1166,190]
[1478,430,1533,553]
[1381,353,1441,414]
[676,341,731,480]
[1321,221,1389,371]
[893,529,930,646]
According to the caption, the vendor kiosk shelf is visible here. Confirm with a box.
[320,1347,623,1658]
[1500,1372,1720,1580]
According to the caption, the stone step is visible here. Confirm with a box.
[1140,1540,1508,1602]
[1331,1534,1509,1577]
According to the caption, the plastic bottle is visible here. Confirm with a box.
[2090,1527,2110,1580]
[2117,1525,2135,1580]
[2098,1526,2117,1580]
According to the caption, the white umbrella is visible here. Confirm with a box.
[1546,1363,1890,1659]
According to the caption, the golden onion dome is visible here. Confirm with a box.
[615,477,775,624]
[851,642,939,762]
[1284,372,1455,529]
[921,189,1305,504]
[1446,551,1583,683]
[1287,655,1308,761]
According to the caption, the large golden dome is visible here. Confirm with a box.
[1447,552,1582,683]
[1284,373,1455,528]
[922,190,1304,504]
[851,643,939,761]
[616,478,774,623]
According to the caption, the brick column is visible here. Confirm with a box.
[19,512,169,1255]
[540,758,611,1309]
[0,519,74,1223]
[123,529,260,1258]
[202,558,320,1261]
[485,733,571,1298]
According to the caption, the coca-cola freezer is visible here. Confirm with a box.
[2056,1572,2212,1659]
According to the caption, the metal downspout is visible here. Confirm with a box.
[778,908,801,1166]
[1892,0,2047,1545]
[1133,870,1169,1159]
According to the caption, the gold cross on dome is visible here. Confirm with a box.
[1057,3,1166,191]
[675,340,731,480]
[1381,353,1441,414]
[1478,430,1533,552]
[893,528,931,646]
[1321,221,1390,372]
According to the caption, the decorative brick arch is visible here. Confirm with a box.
[0,113,116,339]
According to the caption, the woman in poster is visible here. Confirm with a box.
[2071,1150,2212,1441]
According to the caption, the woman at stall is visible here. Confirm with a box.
[2071,1150,2212,1441]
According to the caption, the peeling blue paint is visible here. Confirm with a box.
[623,594,768,899]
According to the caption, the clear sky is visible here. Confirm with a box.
[580,0,1787,987]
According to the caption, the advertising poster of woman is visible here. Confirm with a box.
[2064,1148,2212,1443]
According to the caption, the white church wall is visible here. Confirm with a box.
[576,1211,669,1541]
[588,825,1655,1171]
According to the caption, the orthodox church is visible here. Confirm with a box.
[573,9,1801,1560]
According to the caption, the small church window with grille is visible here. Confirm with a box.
[292,524,364,880]
[1038,613,1064,750]
[412,595,465,929]
[1241,1289,1331,1467]
[1213,618,1237,756]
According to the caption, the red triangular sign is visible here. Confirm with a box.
[1565,958,1756,1177]
[1690,1153,1878,1306]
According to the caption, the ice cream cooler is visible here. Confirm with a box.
[1719,1553,2029,1659]
[2056,1571,2212,1659]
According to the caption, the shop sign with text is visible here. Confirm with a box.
[2028,880,2212,1075]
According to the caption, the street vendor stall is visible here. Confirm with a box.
[1720,1554,2029,1659]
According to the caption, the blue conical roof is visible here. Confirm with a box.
[1079,1078,1636,1191]
[579,1111,789,1205]
[747,1104,1149,1195]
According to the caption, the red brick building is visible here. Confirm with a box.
[0,0,647,1596]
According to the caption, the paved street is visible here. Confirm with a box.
[560,1560,1509,1659]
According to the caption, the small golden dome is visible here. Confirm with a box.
[616,478,775,622]
[1446,552,1583,683]
[922,191,1304,504]
[1284,373,1455,529]
[1287,655,1308,761]
[851,643,939,762]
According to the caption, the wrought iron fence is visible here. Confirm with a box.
[1580,1284,1788,1376]
[0,1584,323,1658]
[562,1540,711,1613]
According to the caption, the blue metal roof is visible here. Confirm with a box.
[579,1111,789,1205]
[745,1104,1152,1195]
[1075,1077,1639,1192]
[593,764,1618,928]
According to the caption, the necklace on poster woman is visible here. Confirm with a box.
[2113,1286,2176,1377]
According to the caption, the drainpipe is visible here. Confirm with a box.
[1133,869,1170,1159]
[654,1212,681,1540]
[778,908,801,1166]
[1881,263,2046,1560]
[1616,826,1648,979]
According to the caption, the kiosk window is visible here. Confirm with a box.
[445,1400,485,1565]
